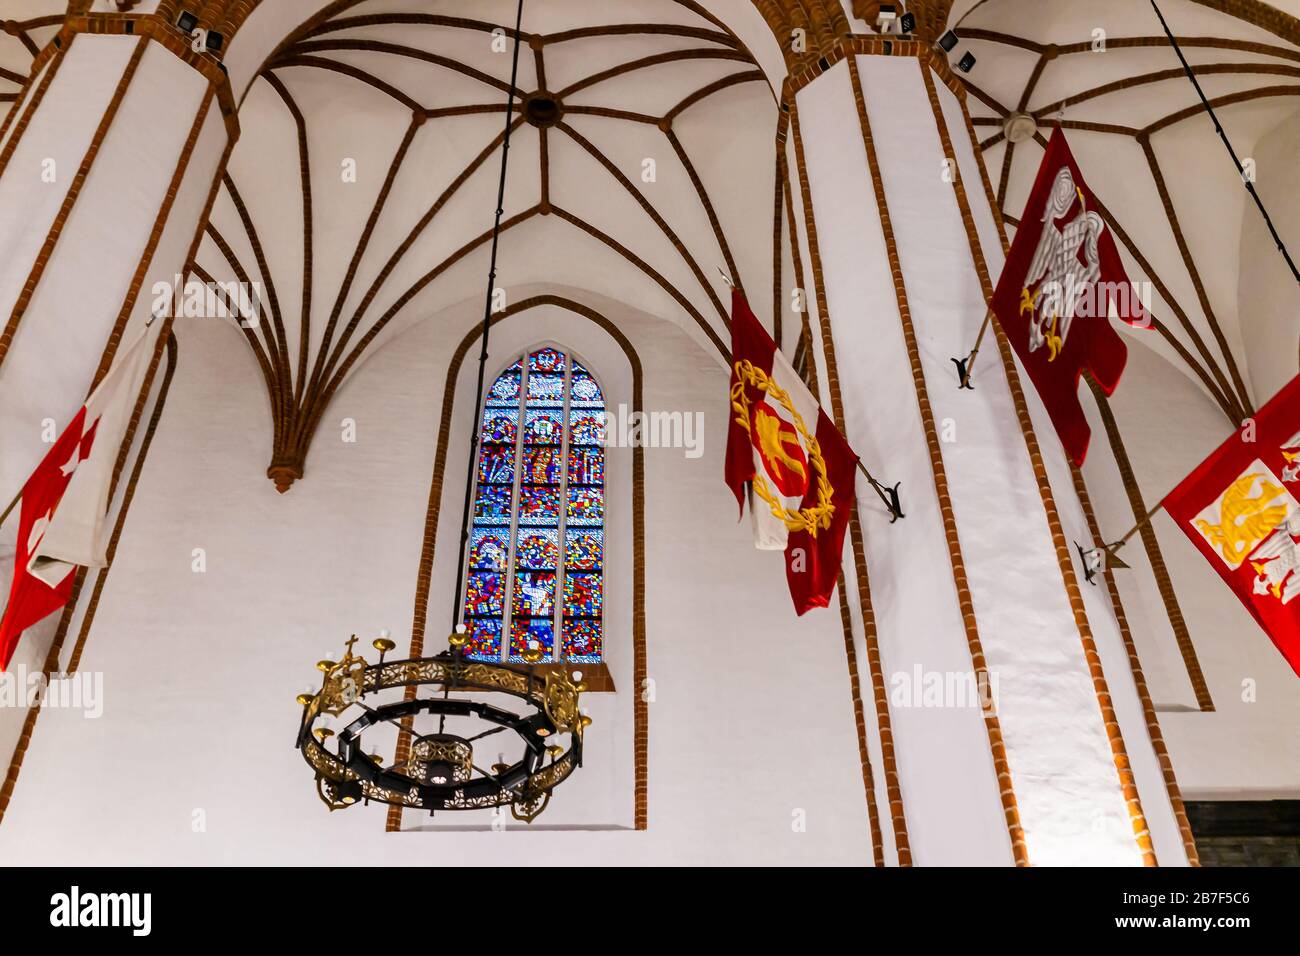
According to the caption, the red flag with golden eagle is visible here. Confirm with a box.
[992,127,1148,466]
[724,291,859,615]
[1164,374,1300,678]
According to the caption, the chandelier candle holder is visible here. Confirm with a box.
[295,630,590,822]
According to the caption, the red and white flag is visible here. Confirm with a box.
[0,321,163,669]
[992,127,1148,465]
[1164,374,1300,678]
[724,292,858,615]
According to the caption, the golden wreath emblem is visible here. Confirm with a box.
[731,359,835,536]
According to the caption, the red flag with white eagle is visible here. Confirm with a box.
[0,320,163,669]
[1164,374,1300,678]
[992,127,1148,466]
[724,291,858,615]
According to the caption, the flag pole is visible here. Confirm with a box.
[720,267,905,521]
[952,310,994,390]
[1107,496,1167,553]
[0,488,19,530]
[720,266,903,519]
[1077,493,1169,584]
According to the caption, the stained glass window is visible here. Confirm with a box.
[462,347,605,664]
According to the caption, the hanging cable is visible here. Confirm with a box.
[1150,0,1300,286]
[450,0,526,631]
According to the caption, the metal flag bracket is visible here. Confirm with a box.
[1075,540,1131,586]
[953,310,993,389]
[859,461,904,523]
[951,351,977,390]
[1077,492,1166,584]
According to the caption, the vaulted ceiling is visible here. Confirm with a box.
[4,1,1300,478]
[953,0,1300,422]
[190,0,786,486]
[0,3,61,112]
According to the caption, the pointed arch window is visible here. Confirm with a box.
[462,346,605,665]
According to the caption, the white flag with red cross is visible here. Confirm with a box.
[0,321,162,668]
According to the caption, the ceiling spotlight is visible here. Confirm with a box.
[876,4,898,32]
[205,30,224,54]
[938,30,959,52]
[900,12,917,35]
[175,10,198,33]
[958,51,977,73]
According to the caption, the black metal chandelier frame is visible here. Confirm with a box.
[297,636,589,821]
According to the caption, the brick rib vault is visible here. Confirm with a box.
[11,0,1294,864]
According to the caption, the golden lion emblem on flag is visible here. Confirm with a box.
[730,359,835,535]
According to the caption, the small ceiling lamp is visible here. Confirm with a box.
[1003,112,1038,144]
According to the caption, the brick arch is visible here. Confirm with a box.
[385,292,649,833]
[151,0,1300,63]
[157,0,850,72]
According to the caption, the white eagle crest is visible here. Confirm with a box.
[1021,167,1106,361]
[1251,518,1300,604]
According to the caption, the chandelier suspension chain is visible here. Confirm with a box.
[1149,0,1300,287]
[450,0,528,631]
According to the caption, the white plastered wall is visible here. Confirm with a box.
[1238,107,1300,404]
[793,54,1192,865]
[0,285,874,865]
[0,38,213,504]
[792,63,1011,865]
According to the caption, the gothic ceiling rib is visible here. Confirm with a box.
[189,0,785,491]
[11,0,1296,486]
[954,0,1300,422]
[0,5,62,121]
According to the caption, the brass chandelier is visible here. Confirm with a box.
[296,632,590,822]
